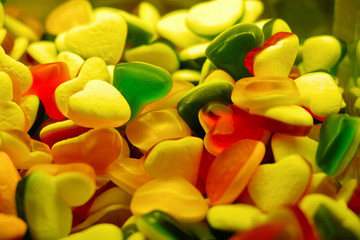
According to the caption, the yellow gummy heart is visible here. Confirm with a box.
[68,80,131,128]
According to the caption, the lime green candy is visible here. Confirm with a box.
[136,210,196,240]
[113,62,173,121]
[205,23,264,80]
[177,81,233,137]
[316,114,360,176]
[16,171,72,240]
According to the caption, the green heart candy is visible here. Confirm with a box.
[136,210,197,240]
[113,62,173,121]
[205,23,264,80]
[316,114,360,176]
[177,81,233,137]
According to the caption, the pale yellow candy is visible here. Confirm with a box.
[45,0,93,35]
[55,57,110,117]
[55,172,96,207]
[128,232,146,240]
[20,95,40,131]
[0,46,32,94]
[0,2,3,28]
[107,65,115,85]
[308,172,339,198]
[4,14,39,41]
[336,178,358,202]
[138,1,160,31]
[201,69,235,85]
[179,42,209,62]
[57,51,84,79]
[207,204,266,232]
[9,37,29,61]
[0,29,6,44]
[0,130,52,169]
[59,9,127,65]
[27,41,58,64]
[68,80,131,128]
[172,69,201,83]
[0,71,13,101]
[186,0,244,38]
[295,72,342,118]
[59,224,123,240]
[88,187,132,215]
[241,0,264,23]
[249,104,313,127]
[124,42,179,73]
[248,154,312,212]
[300,193,360,238]
[156,10,205,49]
[271,133,321,172]
[144,136,203,185]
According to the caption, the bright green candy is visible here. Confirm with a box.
[205,23,264,80]
[136,210,196,240]
[16,171,72,240]
[177,81,233,137]
[316,114,360,176]
[113,62,173,121]
[314,204,359,240]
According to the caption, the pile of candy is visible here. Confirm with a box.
[0,0,359,239]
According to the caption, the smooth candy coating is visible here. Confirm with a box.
[258,18,292,41]
[244,32,299,77]
[59,224,123,240]
[0,151,20,215]
[0,213,27,240]
[156,10,204,49]
[126,108,191,152]
[107,157,153,195]
[206,139,265,205]
[205,23,264,80]
[68,80,131,128]
[241,0,264,24]
[16,171,72,240]
[39,119,91,148]
[302,35,344,73]
[300,194,360,239]
[0,130,52,169]
[130,176,209,222]
[136,210,196,240]
[336,179,360,215]
[20,94,40,132]
[203,104,270,156]
[27,41,58,64]
[58,9,127,65]
[55,57,110,117]
[231,76,300,109]
[113,62,173,121]
[52,127,124,175]
[179,42,209,70]
[316,114,360,176]
[177,81,233,137]
[9,36,28,61]
[186,0,244,38]
[228,222,290,240]
[172,69,201,84]
[271,133,321,172]
[249,105,313,136]
[25,62,70,120]
[140,80,194,113]
[248,154,312,212]
[201,69,235,85]
[124,42,179,73]
[144,136,203,185]
[294,72,342,118]
[138,1,160,31]
[45,0,93,35]
[56,51,84,79]
[207,204,266,232]
[0,46,32,95]
[308,172,339,198]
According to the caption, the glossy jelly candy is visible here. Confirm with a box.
[205,23,263,80]
[206,139,265,205]
[59,224,123,240]
[113,62,173,121]
[316,114,360,176]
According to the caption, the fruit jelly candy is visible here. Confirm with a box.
[59,223,123,240]
[201,69,235,85]
[199,102,232,133]
[244,32,299,77]
[231,76,300,109]
[0,213,27,240]
[258,18,292,41]
[248,154,312,212]
[25,62,70,120]
[52,127,125,175]
[316,114,360,176]
[186,0,244,38]
[138,1,160,31]
[203,104,270,156]
[113,62,173,121]
[205,23,264,80]
[130,176,209,222]
[206,139,265,205]
[144,136,203,185]
[126,108,191,152]
[336,179,360,215]
[177,81,233,137]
